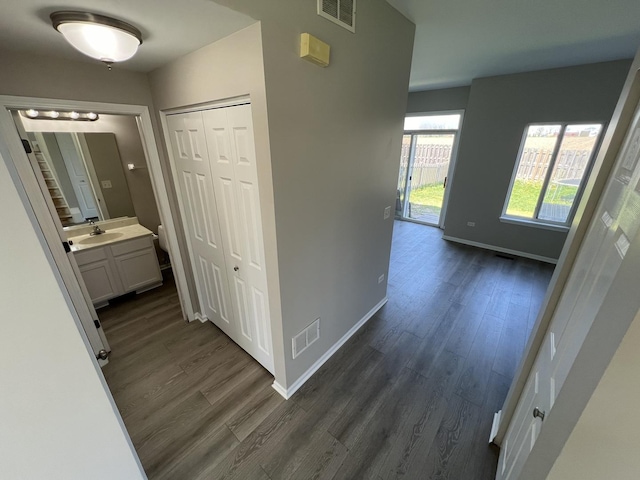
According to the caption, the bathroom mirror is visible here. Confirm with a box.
[26,131,136,227]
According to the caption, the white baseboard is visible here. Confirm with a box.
[442,235,557,264]
[194,312,208,323]
[272,296,388,400]
[490,409,502,445]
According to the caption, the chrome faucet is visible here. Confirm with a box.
[89,220,105,236]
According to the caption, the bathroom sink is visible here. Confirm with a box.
[77,232,125,245]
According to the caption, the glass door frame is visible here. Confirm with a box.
[399,110,465,228]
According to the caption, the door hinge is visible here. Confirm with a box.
[94,319,101,329]
[62,241,71,253]
[21,139,32,154]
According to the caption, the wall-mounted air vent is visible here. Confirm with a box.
[318,0,356,33]
[292,318,320,359]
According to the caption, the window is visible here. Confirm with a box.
[404,114,461,131]
[502,123,603,227]
[398,113,463,226]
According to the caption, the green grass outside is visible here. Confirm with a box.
[408,180,578,219]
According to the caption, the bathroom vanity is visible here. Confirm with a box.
[66,218,162,308]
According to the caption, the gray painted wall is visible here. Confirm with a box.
[442,60,631,260]
[151,0,415,387]
[407,86,470,113]
[83,133,136,220]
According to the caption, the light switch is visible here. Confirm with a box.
[101,180,112,189]
[384,206,391,219]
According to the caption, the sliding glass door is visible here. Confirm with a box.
[396,113,462,227]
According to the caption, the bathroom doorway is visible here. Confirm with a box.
[0,95,193,365]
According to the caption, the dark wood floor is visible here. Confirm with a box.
[100,221,554,479]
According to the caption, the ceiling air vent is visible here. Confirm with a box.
[318,0,356,33]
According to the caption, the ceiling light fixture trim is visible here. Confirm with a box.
[50,11,143,66]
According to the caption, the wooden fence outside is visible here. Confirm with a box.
[399,145,592,191]
[515,148,591,183]
[399,143,451,190]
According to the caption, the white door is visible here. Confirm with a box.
[166,105,274,374]
[55,132,99,220]
[11,112,110,362]
[202,105,274,373]
[497,99,640,480]
[166,112,236,341]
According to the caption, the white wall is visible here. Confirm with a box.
[546,308,640,480]
[0,140,144,478]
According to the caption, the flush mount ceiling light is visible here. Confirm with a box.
[50,11,142,69]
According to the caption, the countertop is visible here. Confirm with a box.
[67,224,155,252]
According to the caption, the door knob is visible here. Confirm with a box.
[97,349,110,360]
[532,407,546,421]
[234,266,239,272]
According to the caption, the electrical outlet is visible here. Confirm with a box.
[378,274,385,284]
[384,206,391,219]
[467,221,476,227]
[101,180,113,189]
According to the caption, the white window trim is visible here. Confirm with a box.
[501,121,605,229]
[499,215,570,232]
[398,110,465,228]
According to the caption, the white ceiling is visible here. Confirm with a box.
[387,0,640,91]
[2,1,639,91]
[0,0,256,72]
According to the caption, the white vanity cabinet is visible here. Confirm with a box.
[75,248,120,305]
[74,234,162,307]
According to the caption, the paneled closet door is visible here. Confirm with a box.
[166,112,236,339]
[202,105,274,374]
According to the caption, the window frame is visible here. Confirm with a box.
[501,121,605,229]
[399,110,465,228]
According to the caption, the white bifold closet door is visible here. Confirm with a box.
[166,104,274,374]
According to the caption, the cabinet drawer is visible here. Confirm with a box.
[110,235,153,257]
[74,247,108,266]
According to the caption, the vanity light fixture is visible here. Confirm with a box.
[50,11,143,69]
[19,110,100,122]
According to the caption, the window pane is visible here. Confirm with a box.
[538,124,602,223]
[404,114,461,131]
[396,135,411,217]
[505,125,561,218]
[407,133,455,224]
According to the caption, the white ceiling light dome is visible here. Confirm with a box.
[51,11,142,66]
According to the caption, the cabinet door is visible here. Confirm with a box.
[202,105,274,374]
[113,248,162,293]
[79,259,121,304]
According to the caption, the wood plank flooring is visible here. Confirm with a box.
[100,221,554,479]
